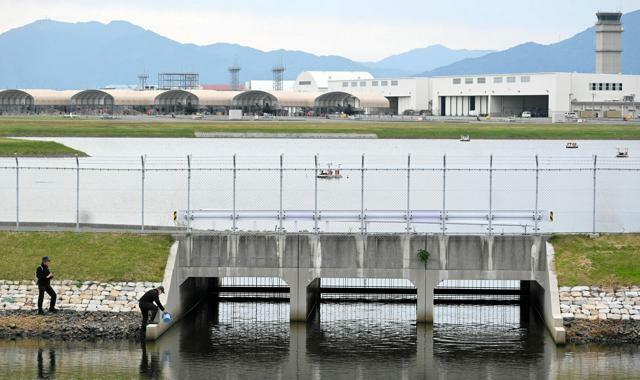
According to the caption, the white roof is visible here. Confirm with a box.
[70,89,164,106]
[298,71,374,89]
[0,89,79,106]
[316,91,390,109]
[246,80,295,92]
[189,90,243,106]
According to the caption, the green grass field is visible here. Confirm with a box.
[0,232,173,282]
[0,230,637,286]
[0,117,639,139]
[0,137,85,157]
[552,234,640,287]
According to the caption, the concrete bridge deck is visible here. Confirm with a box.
[147,233,565,344]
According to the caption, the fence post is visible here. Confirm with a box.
[141,155,146,232]
[75,155,80,231]
[314,154,319,233]
[14,155,19,230]
[360,154,365,234]
[442,154,446,235]
[232,154,237,232]
[279,153,284,233]
[187,155,192,233]
[488,154,493,235]
[406,154,411,233]
[592,154,598,234]
[534,154,539,234]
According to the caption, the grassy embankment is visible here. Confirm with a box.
[552,234,640,287]
[0,137,85,157]
[0,117,640,139]
[0,230,637,286]
[0,232,173,282]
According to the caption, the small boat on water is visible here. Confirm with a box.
[566,142,579,149]
[317,164,343,179]
[460,135,471,142]
[616,148,629,158]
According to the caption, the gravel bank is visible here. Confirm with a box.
[0,310,142,341]
[564,318,640,344]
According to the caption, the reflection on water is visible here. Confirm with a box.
[0,300,639,379]
[37,349,55,379]
[139,341,163,380]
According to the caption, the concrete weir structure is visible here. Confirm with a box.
[147,233,566,344]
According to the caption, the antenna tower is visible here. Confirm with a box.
[228,62,241,91]
[272,63,285,91]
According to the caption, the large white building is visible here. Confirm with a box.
[1,12,638,120]
[317,11,640,120]
[293,71,373,93]
[430,72,640,120]
[326,77,430,115]
[322,72,640,119]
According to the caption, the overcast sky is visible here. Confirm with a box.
[2,0,639,61]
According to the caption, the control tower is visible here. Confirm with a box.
[595,12,623,74]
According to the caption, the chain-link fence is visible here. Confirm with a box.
[0,154,638,234]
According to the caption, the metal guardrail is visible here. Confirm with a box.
[176,209,553,234]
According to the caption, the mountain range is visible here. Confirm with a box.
[363,44,493,74]
[0,10,638,89]
[422,10,640,76]
[0,19,490,89]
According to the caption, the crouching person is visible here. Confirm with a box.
[138,286,166,335]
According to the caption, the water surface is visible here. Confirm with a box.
[1,138,638,233]
[1,301,639,379]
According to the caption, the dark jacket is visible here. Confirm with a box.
[138,289,165,311]
[35,264,51,287]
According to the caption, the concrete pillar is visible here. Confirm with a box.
[417,289,429,322]
[285,272,320,322]
[412,270,439,323]
[305,278,321,320]
[423,275,440,323]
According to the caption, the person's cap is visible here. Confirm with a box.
[42,256,50,262]
[158,285,165,294]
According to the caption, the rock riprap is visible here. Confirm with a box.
[558,286,640,321]
[0,280,161,313]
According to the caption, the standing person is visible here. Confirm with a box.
[35,256,57,315]
[138,286,167,334]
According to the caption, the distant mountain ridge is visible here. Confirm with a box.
[0,10,639,89]
[421,10,640,76]
[0,19,490,89]
[364,44,494,73]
